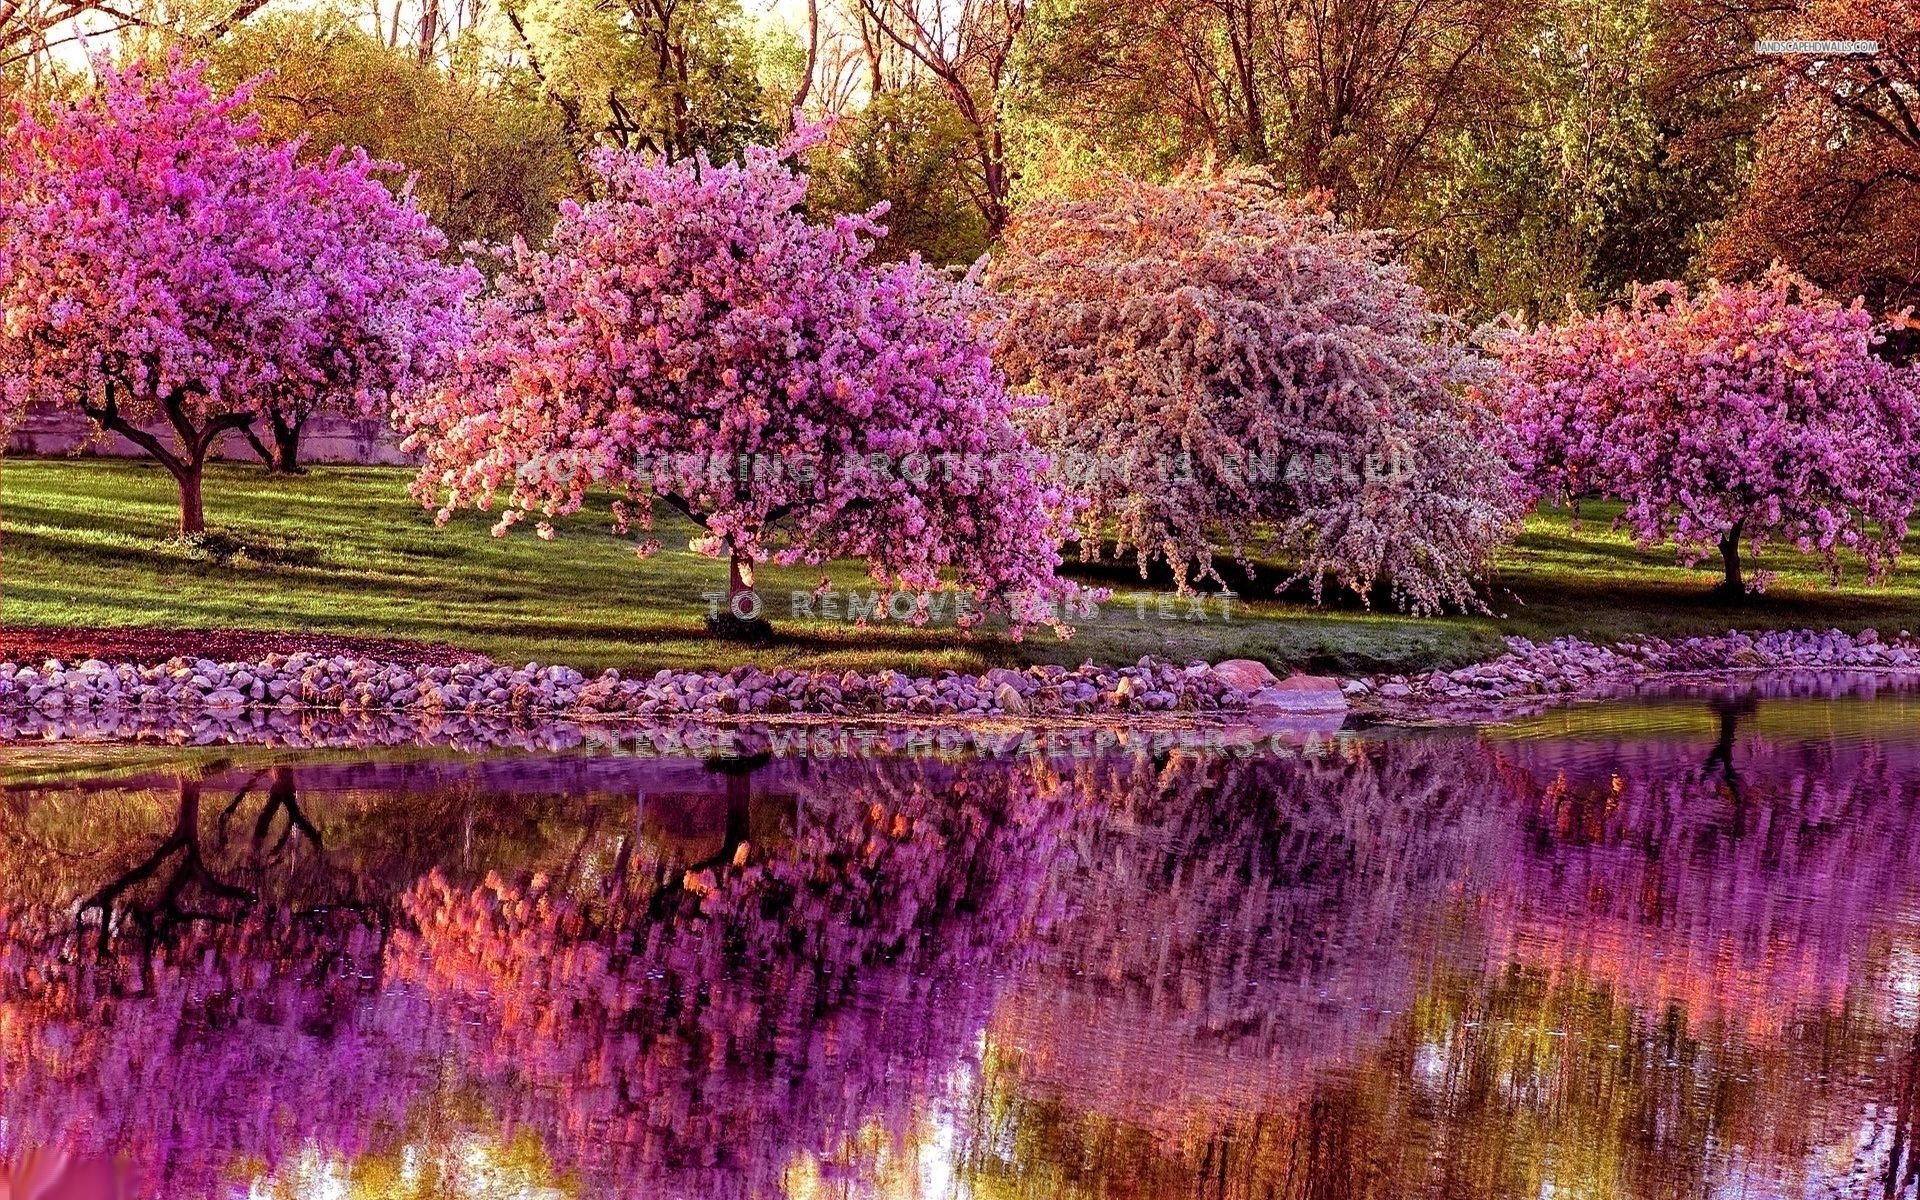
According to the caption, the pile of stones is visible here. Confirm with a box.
[0,653,1255,722]
[1349,627,1919,715]
[5,627,1912,734]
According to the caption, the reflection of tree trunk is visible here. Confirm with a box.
[79,778,254,946]
[648,755,771,919]
[1288,1089,1358,1200]
[725,769,752,857]
[559,809,604,891]
[1197,1128,1230,1197]
[688,754,767,873]
[608,831,636,907]
[1702,695,1757,819]
[251,765,323,864]
[74,769,377,961]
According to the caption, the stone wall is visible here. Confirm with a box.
[4,405,414,465]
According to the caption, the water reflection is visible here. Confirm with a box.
[6,674,1920,1198]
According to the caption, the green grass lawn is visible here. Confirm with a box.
[4,456,1918,676]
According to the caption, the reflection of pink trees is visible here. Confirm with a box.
[1487,712,1920,1033]
[989,737,1515,1129]
[0,833,411,1195]
[387,756,1089,1197]
[977,699,1920,1200]
[994,707,1920,1143]
[0,755,1092,1197]
[11,694,1920,1199]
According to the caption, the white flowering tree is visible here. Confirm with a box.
[989,166,1524,614]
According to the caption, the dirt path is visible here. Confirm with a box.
[0,625,487,667]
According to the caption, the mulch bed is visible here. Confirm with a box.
[0,625,488,668]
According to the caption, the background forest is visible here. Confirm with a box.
[0,0,1909,327]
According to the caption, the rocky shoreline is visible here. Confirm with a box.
[0,654,1262,725]
[0,626,1916,738]
[1350,626,1920,720]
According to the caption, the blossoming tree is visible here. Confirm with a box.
[243,146,477,475]
[1491,270,1920,594]
[0,58,476,530]
[399,143,1076,635]
[988,166,1523,615]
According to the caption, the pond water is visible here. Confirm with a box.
[6,673,1920,1199]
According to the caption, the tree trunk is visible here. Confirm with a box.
[1717,521,1744,596]
[415,0,439,62]
[271,411,306,475]
[707,549,773,642]
[177,464,206,535]
[724,768,752,860]
[791,0,819,117]
[80,383,247,535]
[242,424,276,469]
[1226,0,1266,160]
[727,551,760,617]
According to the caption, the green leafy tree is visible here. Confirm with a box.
[1012,0,1751,321]
[806,84,989,265]
[202,5,573,248]
[1408,0,1751,321]
[501,0,778,176]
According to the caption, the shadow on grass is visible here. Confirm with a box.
[0,525,329,574]
[1493,569,1920,642]
[171,530,326,569]
[1063,546,1433,616]
[1509,529,1680,569]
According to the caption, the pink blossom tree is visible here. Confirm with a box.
[988,166,1524,615]
[399,143,1077,635]
[1491,270,1920,594]
[0,57,477,531]
[240,147,480,475]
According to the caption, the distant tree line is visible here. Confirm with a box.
[0,0,1909,320]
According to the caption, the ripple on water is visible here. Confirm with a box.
[5,672,1920,1198]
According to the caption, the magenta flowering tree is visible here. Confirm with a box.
[1492,270,1920,594]
[398,143,1077,636]
[242,147,480,475]
[0,57,477,530]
